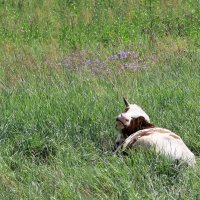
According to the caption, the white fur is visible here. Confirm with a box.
[115,102,196,166]
[122,128,196,166]
[116,104,150,129]
[115,104,150,146]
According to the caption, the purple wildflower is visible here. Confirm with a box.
[105,69,112,75]
[120,62,139,72]
[129,63,138,71]
[113,54,119,60]
[119,50,128,59]
[129,51,139,58]
[149,55,158,62]
[86,59,92,65]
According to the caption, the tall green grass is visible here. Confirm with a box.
[0,0,200,199]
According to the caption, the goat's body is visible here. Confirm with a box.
[115,100,196,166]
[122,128,196,166]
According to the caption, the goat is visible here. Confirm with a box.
[114,98,196,166]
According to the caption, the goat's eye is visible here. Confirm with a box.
[125,119,129,122]
[124,108,129,112]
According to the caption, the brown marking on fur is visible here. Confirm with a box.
[137,116,155,130]
[138,130,154,137]
[125,130,155,147]
[154,128,171,134]
[139,129,180,140]
[169,134,180,139]
[128,138,137,146]
[125,130,182,150]
[121,116,155,138]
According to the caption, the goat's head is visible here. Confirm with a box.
[114,98,154,150]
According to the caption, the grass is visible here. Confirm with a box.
[0,0,200,199]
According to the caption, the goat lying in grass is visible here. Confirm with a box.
[114,98,196,166]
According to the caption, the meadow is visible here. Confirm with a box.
[0,0,200,199]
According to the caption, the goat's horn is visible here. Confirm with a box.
[123,97,130,107]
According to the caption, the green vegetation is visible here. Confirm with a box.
[0,0,200,199]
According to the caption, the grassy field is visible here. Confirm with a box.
[0,0,200,199]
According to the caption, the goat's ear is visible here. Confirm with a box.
[138,116,154,129]
[123,97,130,107]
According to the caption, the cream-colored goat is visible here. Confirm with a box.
[114,98,196,166]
